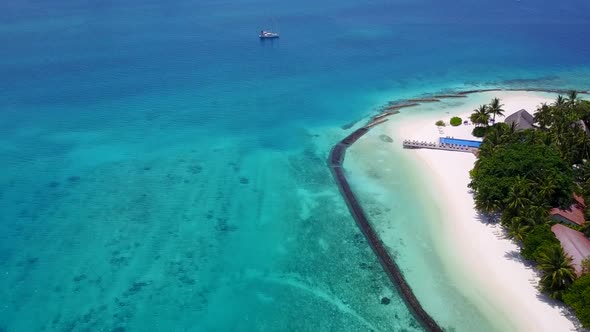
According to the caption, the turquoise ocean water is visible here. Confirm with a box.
[1,0,590,331]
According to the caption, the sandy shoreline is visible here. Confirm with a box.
[389,91,578,331]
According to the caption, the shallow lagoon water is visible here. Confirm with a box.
[1,0,590,331]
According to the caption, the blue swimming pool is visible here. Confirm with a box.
[439,137,482,148]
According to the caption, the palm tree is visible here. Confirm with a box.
[478,125,506,156]
[470,105,490,127]
[526,204,550,226]
[505,176,533,211]
[548,111,570,155]
[488,98,505,123]
[538,245,576,300]
[472,189,501,213]
[574,161,590,183]
[508,121,518,135]
[573,129,590,163]
[507,217,531,242]
[567,90,578,108]
[553,95,566,108]
[537,177,557,205]
[479,200,501,214]
[534,103,553,130]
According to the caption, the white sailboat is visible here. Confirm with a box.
[259,30,279,39]
[259,18,279,39]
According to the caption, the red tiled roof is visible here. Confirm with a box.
[551,224,590,277]
[550,194,586,227]
[574,193,586,207]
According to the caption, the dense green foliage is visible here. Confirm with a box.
[520,225,560,261]
[533,90,590,165]
[563,275,590,328]
[450,116,462,126]
[469,92,590,320]
[470,140,573,212]
[472,126,487,137]
[538,245,576,300]
[435,120,445,127]
[583,258,590,275]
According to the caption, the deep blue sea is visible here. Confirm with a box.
[1,0,590,331]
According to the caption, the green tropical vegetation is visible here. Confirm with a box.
[468,92,590,326]
[520,224,560,261]
[488,97,505,122]
[450,116,462,126]
[583,257,590,275]
[563,275,590,328]
[470,140,573,212]
[435,120,445,127]
[538,245,576,299]
[533,91,590,165]
[469,98,508,136]
[470,104,490,127]
[472,126,487,137]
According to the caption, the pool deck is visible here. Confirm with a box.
[439,137,482,148]
[402,139,479,154]
[328,87,589,332]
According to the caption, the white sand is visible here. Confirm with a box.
[390,91,577,331]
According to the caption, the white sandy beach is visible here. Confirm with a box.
[391,91,578,331]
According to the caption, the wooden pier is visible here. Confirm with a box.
[326,87,588,332]
[402,139,477,153]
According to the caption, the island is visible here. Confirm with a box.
[334,89,590,331]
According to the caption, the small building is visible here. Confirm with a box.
[504,109,534,131]
[551,224,590,277]
[550,194,586,227]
